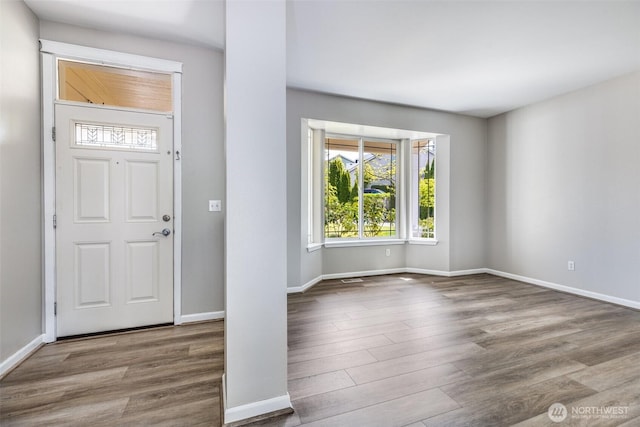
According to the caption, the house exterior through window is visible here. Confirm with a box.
[305,119,443,248]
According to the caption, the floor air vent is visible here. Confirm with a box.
[341,278,364,283]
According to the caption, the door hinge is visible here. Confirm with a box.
[52,127,56,142]
[53,214,57,229]
[54,302,57,316]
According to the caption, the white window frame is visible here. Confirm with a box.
[324,133,401,242]
[304,119,445,250]
[40,40,183,342]
[409,138,438,242]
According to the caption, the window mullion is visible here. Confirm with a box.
[399,139,408,239]
[313,128,324,244]
[358,137,364,239]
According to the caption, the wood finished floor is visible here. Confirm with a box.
[2,273,640,426]
[278,273,640,427]
[0,321,225,426]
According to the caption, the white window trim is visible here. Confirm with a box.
[302,122,324,249]
[407,239,439,246]
[325,239,406,248]
[306,243,323,252]
[40,40,182,73]
[311,128,324,244]
[304,119,446,251]
[40,40,183,342]
[324,132,401,242]
[408,137,437,242]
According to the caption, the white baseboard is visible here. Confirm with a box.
[0,334,44,378]
[287,267,487,294]
[486,269,640,310]
[287,275,322,294]
[322,268,406,281]
[448,268,488,277]
[180,311,225,323]
[223,388,292,425]
[405,267,487,277]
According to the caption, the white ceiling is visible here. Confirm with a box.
[25,0,226,50]
[25,0,640,118]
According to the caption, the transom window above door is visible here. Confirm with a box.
[58,60,173,112]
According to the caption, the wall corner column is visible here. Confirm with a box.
[223,0,290,424]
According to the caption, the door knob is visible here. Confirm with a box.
[153,228,171,237]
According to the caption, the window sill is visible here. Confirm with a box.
[306,243,323,253]
[325,239,406,248]
[408,239,439,246]
[307,238,438,251]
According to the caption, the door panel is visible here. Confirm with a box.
[125,240,159,303]
[74,158,110,222]
[126,160,159,221]
[56,103,173,337]
[74,242,111,307]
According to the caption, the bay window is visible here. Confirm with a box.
[305,119,440,247]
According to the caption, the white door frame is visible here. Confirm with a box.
[40,40,183,342]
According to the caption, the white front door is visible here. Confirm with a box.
[55,103,174,336]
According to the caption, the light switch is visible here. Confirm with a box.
[209,200,222,212]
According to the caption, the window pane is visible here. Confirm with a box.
[58,60,172,112]
[363,141,396,237]
[324,138,359,238]
[411,139,436,238]
[75,122,158,151]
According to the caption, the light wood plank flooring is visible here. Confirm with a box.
[0,321,224,426]
[276,273,640,427]
[2,273,640,426]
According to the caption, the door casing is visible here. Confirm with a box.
[40,40,183,342]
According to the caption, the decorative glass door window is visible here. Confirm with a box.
[75,123,158,151]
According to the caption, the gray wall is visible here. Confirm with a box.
[39,21,226,315]
[487,72,640,303]
[287,89,487,287]
[0,0,42,362]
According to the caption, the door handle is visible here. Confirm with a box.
[153,228,171,237]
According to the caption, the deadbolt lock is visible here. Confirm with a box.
[162,214,171,222]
